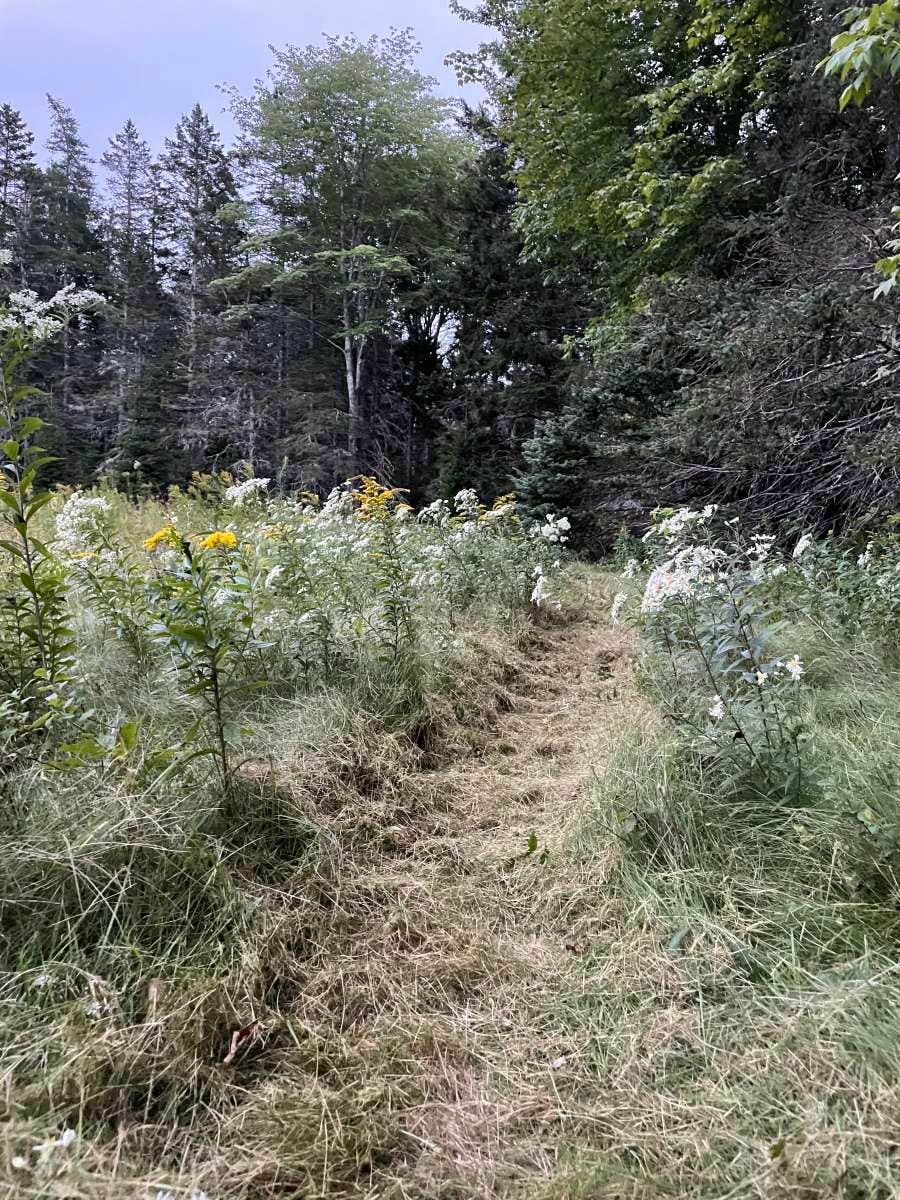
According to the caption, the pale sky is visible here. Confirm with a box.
[0,0,487,157]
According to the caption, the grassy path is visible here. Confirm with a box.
[328,596,650,1198]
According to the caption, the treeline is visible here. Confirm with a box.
[0,32,587,501]
[4,5,899,545]
[458,0,900,548]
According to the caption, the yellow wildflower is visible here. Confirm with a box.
[199,530,238,551]
[143,524,180,553]
[351,476,409,521]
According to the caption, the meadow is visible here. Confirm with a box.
[3,293,900,1198]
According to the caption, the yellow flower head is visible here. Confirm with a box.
[143,524,181,553]
[199,530,238,551]
[351,476,410,521]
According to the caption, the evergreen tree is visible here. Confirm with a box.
[99,119,174,477]
[160,104,241,413]
[0,104,36,274]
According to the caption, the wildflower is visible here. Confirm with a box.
[536,513,571,543]
[640,545,723,613]
[531,566,550,607]
[84,998,106,1019]
[144,524,180,553]
[35,1128,77,1162]
[709,696,725,721]
[755,670,768,686]
[0,247,13,266]
[190,1192,210,1200]
[770,563,787,577]
[263,565,283,589]
[224,476,269,507]
[155,1191,176,1200]
[622,557,639,578]
[611,592,628,624]
[418,498,451,527]
[792,533,812,559]
[784,655,803,682]
[10,1155,27,1170]
[54,492,111,554]
[199,530,238,551]
[133,460,141,470]
[453,487,482,518]
[352,477,409,521]
[33,972,54,988]
[857,541,874,568]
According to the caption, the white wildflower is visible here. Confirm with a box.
[453,488,481,518]
[709,696,725,721]
[57,1129,77,1149]
[857,541,874,568]
[531,566,550,607]
[33,972,54,988]
[84,998,106,1019]
[755,670,768,686]
[224,477,269,507]
[55,492,111,554]
[190,1191,210,1200]
[770,563,787,577]
[622,557,639,578]
[10,1155,28,1170]
[535,513,570,543]
[263,565,283,589]
[417,498,451,526]
[0,285,103,343]
[0,248,13,267]
[792,533,813,560]
[784,655,803,682]
[640,545,723,613]
[610,592,628,624]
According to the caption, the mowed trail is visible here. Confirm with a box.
[355,597,647,1198]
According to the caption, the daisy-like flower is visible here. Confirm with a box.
[10,1155,28,1170]
[709,696,726,721]
[784,655,803,682]
[755,670,768,686]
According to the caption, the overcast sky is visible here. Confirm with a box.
[0,0,486,158]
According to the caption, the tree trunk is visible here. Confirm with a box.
[343,292,360,474]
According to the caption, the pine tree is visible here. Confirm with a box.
[32,96,105,476]
[99,119,173,474]
[160,105,240,403]
[0,104,36,271]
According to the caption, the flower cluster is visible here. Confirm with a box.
[54,492,112,555]
[0,284,104,343]
[144,523,182,553]
[535,513,571,543]
[641,545,723,614]
[224,476,269,507]
[351,476,410,521]
[199,530,238,551]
